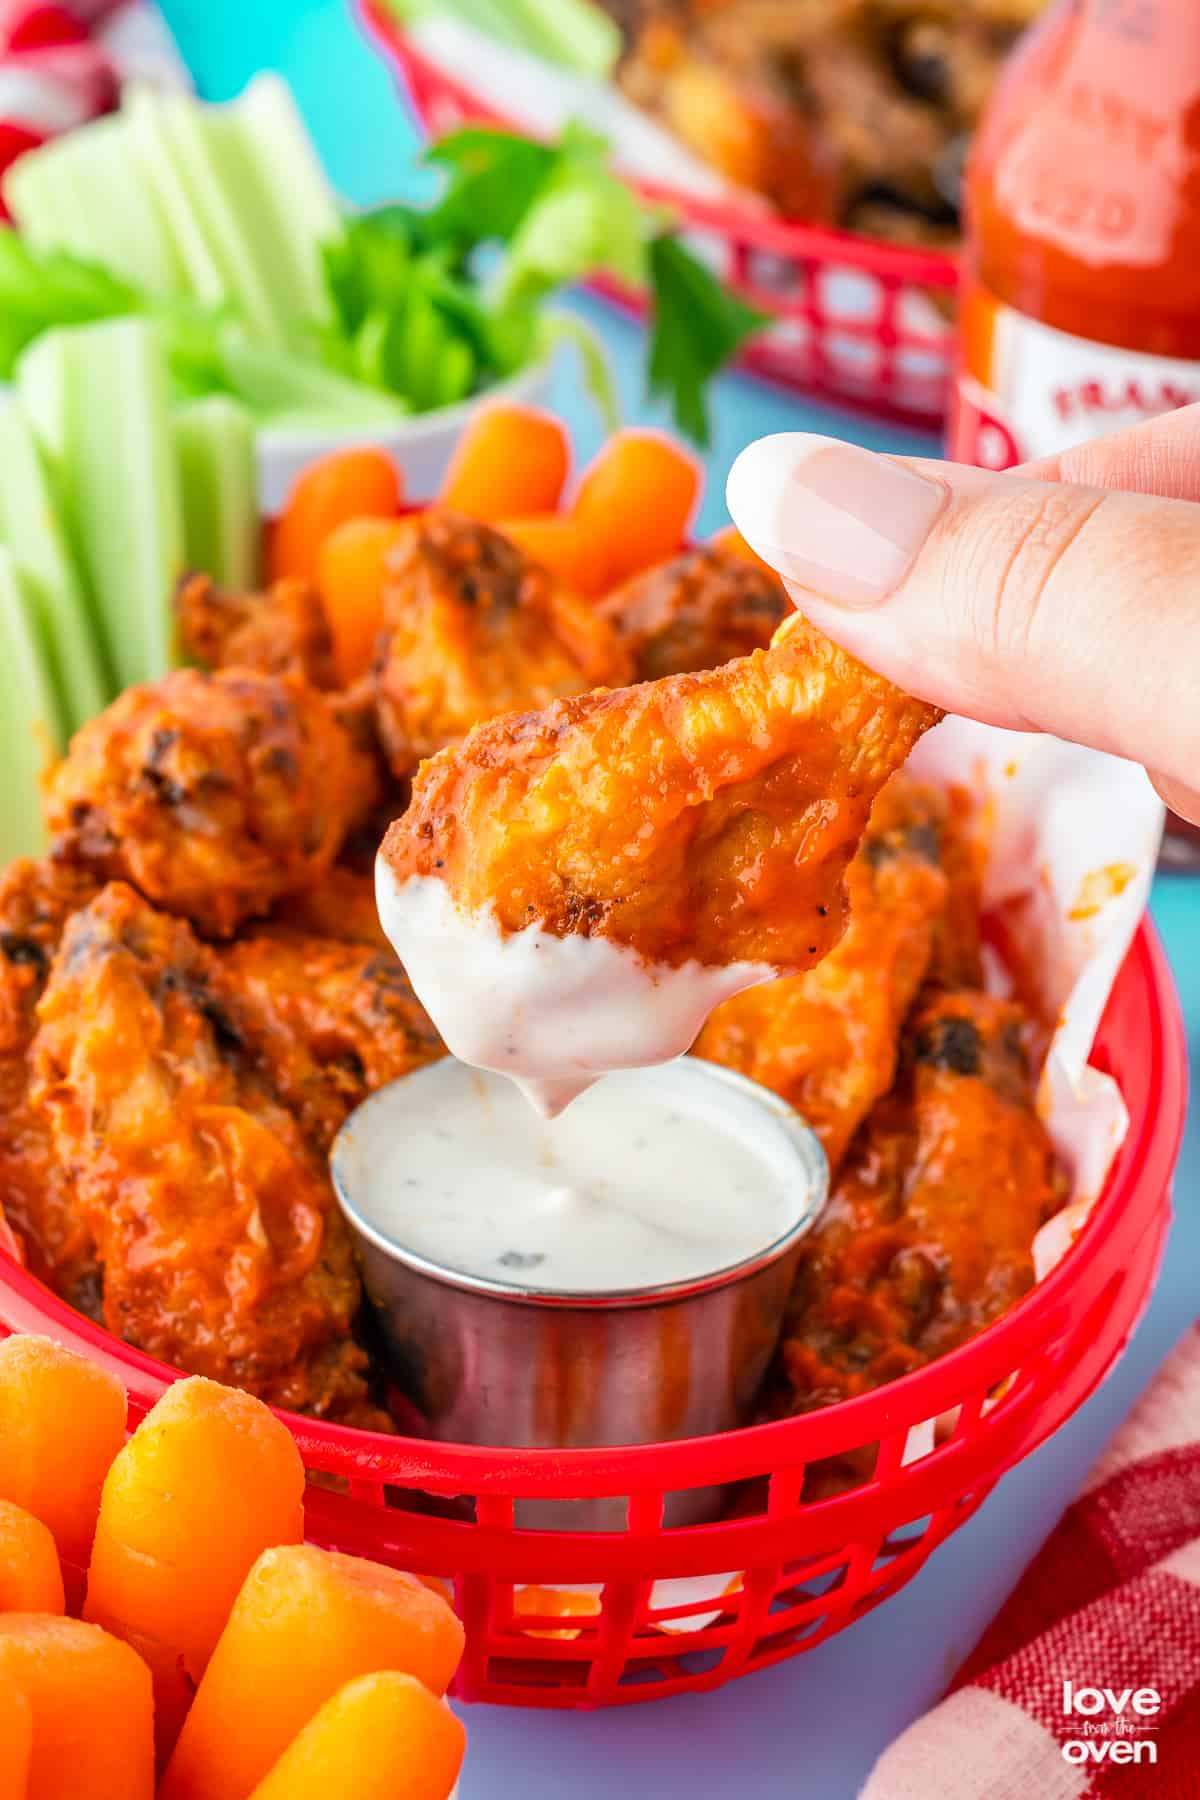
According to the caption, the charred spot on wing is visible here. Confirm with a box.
[913,1013,981,1077]
[139,765,188,809]
[0,931,47,972]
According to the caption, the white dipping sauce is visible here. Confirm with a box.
[375,862,776,1117]
[337,1057,823,1294]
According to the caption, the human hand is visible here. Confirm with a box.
[726,404,1200,826]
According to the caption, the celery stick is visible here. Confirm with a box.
[15,331,72,485]
[5,116,186,298]
[0,404,110,732]
[175,396,260,591]
[64,319,184,689]
[220,75,342,326]
[126,86,285,340]
[0,547,61,858]
[220,330,409,423]
[506,0,621,76]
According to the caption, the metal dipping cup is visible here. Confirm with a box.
[330,1057,828,1530]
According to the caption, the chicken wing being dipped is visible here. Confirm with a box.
[219,930,444,1153]
[693,773,951,1173]
[372,510,632,775]
[0,859,101,1308]
[775,987,1065,1419]
[378,612,942,1114]
[29,883,377,1422]
[44,668,378,939]
[598,545,790,680]
[176,571,336,689]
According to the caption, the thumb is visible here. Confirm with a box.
[726,433,1200,814]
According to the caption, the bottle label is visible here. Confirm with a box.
[950,281,1200,469]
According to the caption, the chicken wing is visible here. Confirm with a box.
[383,612,941,968]
[693,773,950,1172]
[28,883,374,1420]
[598,545,789,680]
[219,930,444,1153]
[44,668,378,939]
[776,988,1065,1415]
[176,571,336,689]
[379,613,941,1109]
[372,510,631,775]
[0,859,101,1307]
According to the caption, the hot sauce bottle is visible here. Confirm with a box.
[950,0,1200,862]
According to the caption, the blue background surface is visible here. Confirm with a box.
[155,5,1198,1793]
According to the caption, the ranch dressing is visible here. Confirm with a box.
[375,863,776,1117]
[337,1057,819,1295]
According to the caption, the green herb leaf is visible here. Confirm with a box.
[646,234,766,445]
[423,128,557,247]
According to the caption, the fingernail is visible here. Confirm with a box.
[726,433,947,607]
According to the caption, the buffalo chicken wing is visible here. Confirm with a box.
[694,773,950,1171]
[29,884,376,1421]
[599,545,789,681]
[776,988,1065,1415]
[44,668,377,939]
[383,612,942,971]
[219,931,444,1153]
[372,510,631,775]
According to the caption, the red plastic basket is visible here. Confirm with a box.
[0,918,1185,1707]
[358,2,961,429]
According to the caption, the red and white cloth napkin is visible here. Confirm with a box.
[0,0,186,204]
[864,1321,1200,1797]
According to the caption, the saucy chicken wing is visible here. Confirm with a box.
[693,773,950,1172]
[776,988,1065,1415]
[379,613,941,1110]
[383,612,941,969]
[176,571,336,689]
[220,930,444,1152]
[0,859,101,1307]
[45,668,378,939]
[598,545,789,680]
[29,883,374,1420]
[372,510,631,775]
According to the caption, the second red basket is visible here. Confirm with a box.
[358,2,961,430]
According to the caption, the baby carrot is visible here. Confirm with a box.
[247,1672,466,1800]
[571,430,701,588]
[440,405,569,521]
[162,1544,465,1800]
[498,514,611,598]
[0,1501,64,1615]
[269,448,402,584]
[0,1679,31,1800]
[709,523,776,575]
[85,1377,305,1686]
[317,515,411,685]
[0,1335,127,1570]
[0,1615,154,1800]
